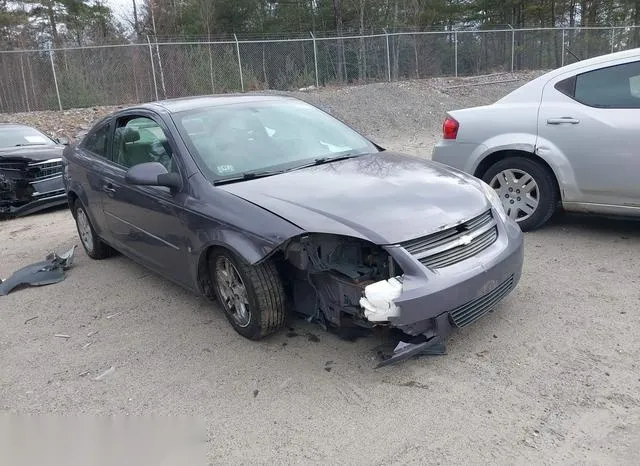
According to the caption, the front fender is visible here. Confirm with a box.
[195,227,284,266]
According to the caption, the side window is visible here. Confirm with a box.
[112,116,177,172]
[82,124,109,157]
[571,61,640,108]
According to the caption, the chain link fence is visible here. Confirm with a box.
[1,26,639,113]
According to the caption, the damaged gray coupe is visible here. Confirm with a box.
[62,95,524,364]
[0,123,68,218]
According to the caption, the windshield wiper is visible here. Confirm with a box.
[214,170,283,185]
[287,151,364,172]
[14,143,47,147]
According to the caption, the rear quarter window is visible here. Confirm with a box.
[556,60,640,109]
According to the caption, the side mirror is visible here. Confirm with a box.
[125,162,182,191]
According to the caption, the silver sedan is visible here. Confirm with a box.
[432,48,640,231]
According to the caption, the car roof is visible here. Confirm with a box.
[132,94,299,114]
[496,47,640,104]
[0,123,37,131]
[547,47,640,77]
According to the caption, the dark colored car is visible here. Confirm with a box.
[0,123,68,218]
[62,95,524,364]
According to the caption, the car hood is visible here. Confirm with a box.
[219,152,490,245]
[0,145,64,162]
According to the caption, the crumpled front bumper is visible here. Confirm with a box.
[0,164,67,218]
[373,215,524,365]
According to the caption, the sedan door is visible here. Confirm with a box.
[101,112,193,288]
[537,59,640,208]
[69,119,115,240]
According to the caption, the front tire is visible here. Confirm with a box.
[73,200,113,259]
[210,249,287,340]
[482,157,559,231]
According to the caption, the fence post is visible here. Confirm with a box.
[508,24,515,72]
[49,49,62,111]
[454,31,458,77]
[234,34,244,92]
[383,28,391,82]
[610,27,616,53]
[147,35,159,101]
[19,55,30,112]
[310,32,319,88]
[561,29,565,66]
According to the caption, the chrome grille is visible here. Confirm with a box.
[401,210,498,269]
[28,159,63,181]
[449,275,514,328]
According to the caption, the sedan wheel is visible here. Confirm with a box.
[209,249,287,340]
[76,207,94,253]
[489,169,539,222]
[215,256,251,328]
[482,156,559,231]
[73,200,113,260]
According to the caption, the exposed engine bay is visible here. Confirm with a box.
[282,234,402,330]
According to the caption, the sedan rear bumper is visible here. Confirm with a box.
[388,217,524,337]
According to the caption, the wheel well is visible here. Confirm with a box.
[197,246,218,300]
[474,150,561,198]
[67,191,78,217]
[196,244,288,301]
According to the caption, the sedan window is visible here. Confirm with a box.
[82,124,109,157]
[113,117,177,173]
[572,60,640,108]
[174,100,377,181]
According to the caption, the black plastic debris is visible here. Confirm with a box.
[375,335,446,368]
[0,245,76,296]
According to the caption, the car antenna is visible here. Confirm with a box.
[566,47,582,62]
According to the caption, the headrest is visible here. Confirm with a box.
[122,128,140,143]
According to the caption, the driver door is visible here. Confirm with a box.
[101,112,192,287]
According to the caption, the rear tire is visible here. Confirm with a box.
[73,199,113,260]
[482,156,559,232]
[209,249,287,340]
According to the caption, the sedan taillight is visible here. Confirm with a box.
[442,117,459,140]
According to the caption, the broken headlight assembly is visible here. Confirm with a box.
[282,234,404,328]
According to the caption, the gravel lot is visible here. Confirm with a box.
[2,74,639,464]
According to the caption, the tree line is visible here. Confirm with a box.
[1,0,640,50]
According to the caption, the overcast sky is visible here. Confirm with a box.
[106,0,136,23]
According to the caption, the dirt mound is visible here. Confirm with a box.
[0,71,543,156]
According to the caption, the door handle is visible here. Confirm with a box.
[546,117,580,125]
[102,183,116,195]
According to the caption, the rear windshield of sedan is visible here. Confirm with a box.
[173,100,377,180]
[0,126,55,149]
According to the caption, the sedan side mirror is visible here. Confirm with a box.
[125,162,182,191]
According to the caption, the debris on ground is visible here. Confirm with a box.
[0,245,76,296]
[94,366,115,381]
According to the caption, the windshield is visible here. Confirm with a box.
[0,126,55,149]
[173,100,378,182]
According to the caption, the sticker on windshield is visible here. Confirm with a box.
[217,164,235,174]
[320,141,351,153]
[24,135,48,144]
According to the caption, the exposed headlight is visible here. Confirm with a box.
[478,179,508,222]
